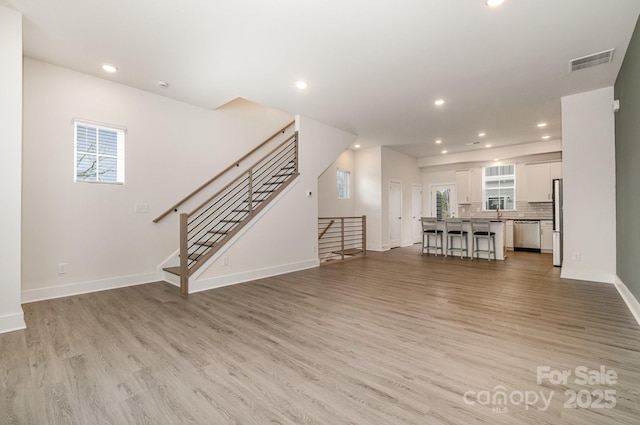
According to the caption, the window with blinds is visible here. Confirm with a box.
[74,121,125,183]
[482,164,515,210]
[337,169,350,199]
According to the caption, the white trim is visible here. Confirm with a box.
[190,259,319,294]
[21,271,161,304]
[614,276,640,327]
[0,311,26,334]
[401,239,414,247]
[559,268,615,284]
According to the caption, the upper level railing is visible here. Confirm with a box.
[318,216,367,262]
[153,120,295,223]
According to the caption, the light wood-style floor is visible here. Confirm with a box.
[2,247,640,424]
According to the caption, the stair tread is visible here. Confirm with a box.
[220,219,243,223]
[254,190,275,194]
[163,266,182,276]
[188,252,204,261]
[194,240,216,247]
[208,229,228,235]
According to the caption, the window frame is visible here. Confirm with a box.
[337,169,351,200]
[74,120,125,184]
[482,163,516,211]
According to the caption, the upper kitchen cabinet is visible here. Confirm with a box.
[525,162,562,202]
[456,170,471,204]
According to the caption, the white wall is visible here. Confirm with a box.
[318,149,356,217]
[0,6,26,333]
[21,58,295,300]
[381,148,423,248]
[196,116,357,289]
[354,147,383,251]
[561,87,616,283]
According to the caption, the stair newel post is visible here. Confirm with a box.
[341,217,345,260]
[362,215,367,256]
[179,213,189,294]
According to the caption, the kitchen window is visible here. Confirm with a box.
[482,164,515,210]
[74,121,125,184]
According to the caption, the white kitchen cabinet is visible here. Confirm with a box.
[540,220,553,253]
[526,162,560,202]
[456,170,471,204]
[505,220,514,251]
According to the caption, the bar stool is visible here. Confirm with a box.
[471,218,496,261]
[421,217,443,256]
[445,218,468,258]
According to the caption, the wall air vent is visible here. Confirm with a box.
[570,49,615,72]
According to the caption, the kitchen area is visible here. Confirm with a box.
[425,157,563,263]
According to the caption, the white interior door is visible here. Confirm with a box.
[430,184,456,219]
[411,185,422,243]
[389,181,402,248]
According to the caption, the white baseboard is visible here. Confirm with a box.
[560,268,615,284]
[190,258,319,294]
[614,276,640,327]
[0,311,26,334]
[21,271,161,304]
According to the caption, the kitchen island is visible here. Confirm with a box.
[431,219,506,260]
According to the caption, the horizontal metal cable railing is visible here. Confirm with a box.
[176,132,299,293]
[318,216,367,262]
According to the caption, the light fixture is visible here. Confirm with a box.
[354,144,361,149]
[435,139,443,144]
[434,99,445,106]
[494,158,500,162]
[542,135,551,140]
[296,81,308,90]
[486,0,505,7]
[102,64,117,73]
[158,81,169,89]
[478,132,486,137]
[441,150,448,154]
[537,122,548,128]
[485,144,492,148]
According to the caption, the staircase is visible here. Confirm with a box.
[154,122,299,294]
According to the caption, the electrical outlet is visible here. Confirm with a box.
[222,256,229,266]
[461,207,466,213]
[58,263,67,274]
[572,252,581,261]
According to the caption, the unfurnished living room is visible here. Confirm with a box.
[2,1,640,424]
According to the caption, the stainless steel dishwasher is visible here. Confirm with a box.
[514,220,541,252]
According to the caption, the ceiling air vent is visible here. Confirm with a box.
[570,49,615,72]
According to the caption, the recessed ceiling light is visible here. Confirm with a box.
[537,122,548,128]
[102,64,117,73]
[494,158,500,162]
[435,139,442,144]
[486,0,505,7]
[485,144,492,148]
[295,81,308,90]
[354,144,361,149]
[434,99,445,106]
[441,150,448,154]
[542,135,551,140]
[158,81,169,89]
[478,132,486,137]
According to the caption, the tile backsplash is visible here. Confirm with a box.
[457,201,553,220]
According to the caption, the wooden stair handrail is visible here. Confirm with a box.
[153,120,295,223]
[187,133,297,218]
[318,220,335,240]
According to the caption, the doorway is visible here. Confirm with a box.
[389,181,402,248]
[411,184,422,243]
[430,184,456,219]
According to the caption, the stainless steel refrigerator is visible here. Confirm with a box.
[552,179,563,266]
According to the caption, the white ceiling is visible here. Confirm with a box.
[2,0,639,158]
